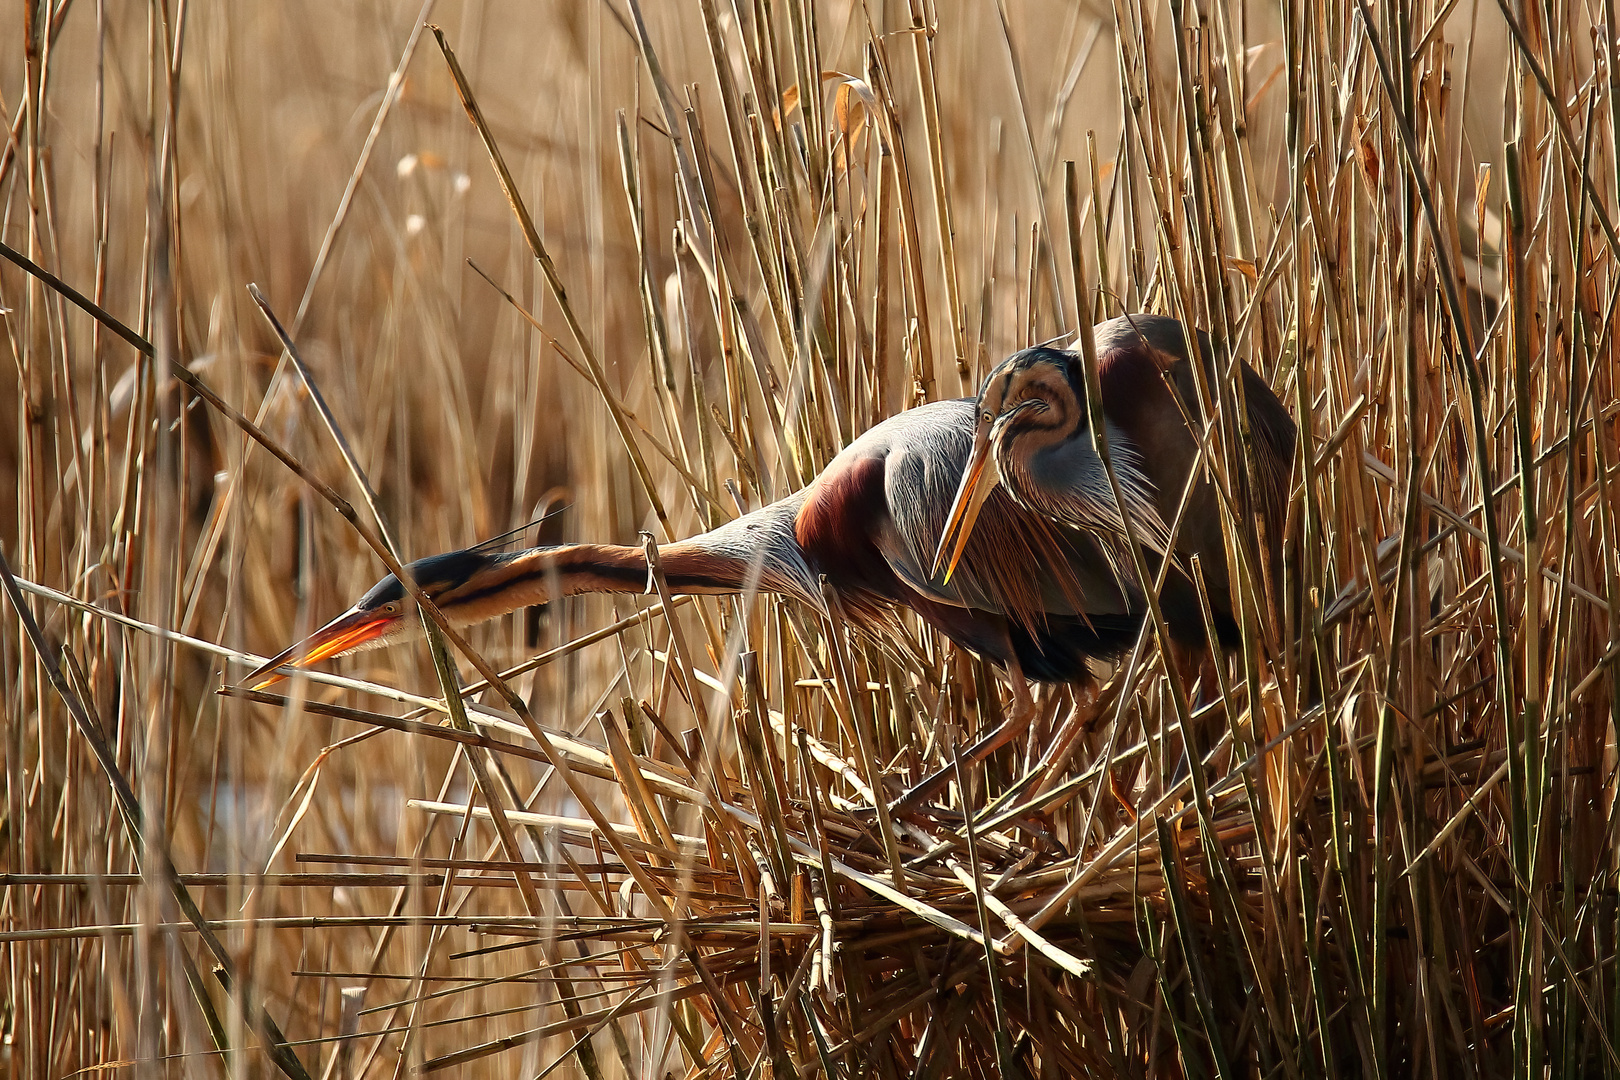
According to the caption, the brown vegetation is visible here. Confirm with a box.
[0,1,1615,1077]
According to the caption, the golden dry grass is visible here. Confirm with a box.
[0,1,1615,1078]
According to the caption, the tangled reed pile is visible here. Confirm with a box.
[1,1,1616,1077]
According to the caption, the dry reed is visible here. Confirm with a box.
[0,1,1615,1077]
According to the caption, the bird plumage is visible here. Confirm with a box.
[936,313,1296,649]
[246,315,1294,694]
[792,398,1141,681]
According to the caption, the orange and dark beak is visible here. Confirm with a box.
[931,421,1003,584]
[238,545,516,691]
[241,606,393,690]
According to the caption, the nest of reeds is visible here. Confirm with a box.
[224,635,1258,1077]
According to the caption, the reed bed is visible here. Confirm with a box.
[1,1,1615,1076]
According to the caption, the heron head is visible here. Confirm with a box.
[982,347,1086,434]
[931,348,1086,582]
[242,546,516,690]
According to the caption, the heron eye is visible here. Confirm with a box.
[381,601,400,615]
[982,410,994,424]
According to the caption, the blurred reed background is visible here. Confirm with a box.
[1,0,1615,1077]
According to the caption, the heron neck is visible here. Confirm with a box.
[441,498,818,625]
[496,541,756,604]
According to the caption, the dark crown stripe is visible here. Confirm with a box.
[442,552,643,608]
[1059,350,1087,405]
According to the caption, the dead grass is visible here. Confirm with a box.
[0,1,1615,1077]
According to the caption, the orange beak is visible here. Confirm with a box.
[930,425,1002,584]
[241,608,391,690]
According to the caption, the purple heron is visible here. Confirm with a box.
[246,315,1293,757]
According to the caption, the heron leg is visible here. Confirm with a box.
[1165,638,1204,707]
[1164,639,1205,782]
[1005,654,1037,722]
[894,656,1036,812]
[1030,678,1103,797]
[1167,644,1226,783]
[1196,648,1224,710]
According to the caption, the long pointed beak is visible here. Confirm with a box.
[931,429,1002,584]
[240,608,390,690]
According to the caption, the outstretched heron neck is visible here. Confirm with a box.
[472,499,820,618]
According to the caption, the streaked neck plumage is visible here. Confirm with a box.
[986,354,1172,583]
[436,499,821,627]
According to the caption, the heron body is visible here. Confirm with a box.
[937,315,1295,649]
[791,399,1141,682]
[247,315,1294,703]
